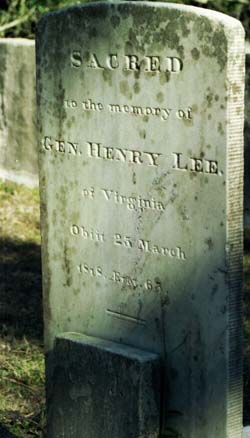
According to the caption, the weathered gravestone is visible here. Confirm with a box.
[244,42,250,231]
[46,332,161,438]
[0,39,38,187]
[36,2,245,437]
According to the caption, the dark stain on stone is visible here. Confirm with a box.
[139,129,146,139]
[159,71,170,85]
[191,48,200,60]
[177,45,184,58]
[218,122,224,135]
[123,69,131,78]
[125,40,133,53]
[84,51,90,61]
[132,172,136,185]
[211,284,218,297]
[157,92,164,103]
[133,81,140,94]
[193,18,227,71]
[120,80,132,99]
[206,90,213,108]
[66,120,72,129]
[183,117,193,127]
[110,14,120,28]
[179,14,191,37]
[205,238,213,250]
[102,69,112,87]
[63,244,72,287]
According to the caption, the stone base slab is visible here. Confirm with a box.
[46,332,161,438]
[244,426,250,437]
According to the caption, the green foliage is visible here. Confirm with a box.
[0,0,249,39]
[0,0,79,38]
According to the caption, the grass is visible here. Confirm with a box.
[0,179,250,435]
[0,180,40,244]
[0,180,45,437]
[0,337,45,437]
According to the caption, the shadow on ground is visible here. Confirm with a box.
[0,424,17,438]
[0,237,43,339]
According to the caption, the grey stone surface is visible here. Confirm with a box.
[244,43,250,230]
[0,38,38,187]
[244,426,250,438]
[37,2,245,437]
[46,332,161,438]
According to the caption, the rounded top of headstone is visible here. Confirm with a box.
[0,38,35,46]
[37,0,245,36]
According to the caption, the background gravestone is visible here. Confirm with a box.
[0,39,37,187]
[36,2,245,437]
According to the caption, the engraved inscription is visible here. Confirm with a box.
[43,136,79,154]
[77,262,164,293]
[100,188,165,211]
[64,98,193,123]
[82,187,166,212]
[106,309,146,326]
[114,233,186,260]
[71,52,183,73]
[42,137,221,176]
[70,224,105,242]
[172,152,219,174]
[71,226,187,260]
[108,102,172,121]
[87,141,161,167]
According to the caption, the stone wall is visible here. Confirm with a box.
[0,38,37,187]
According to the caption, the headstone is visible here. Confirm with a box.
[47,332,161,438]
[244,42,250,231]
[0,39,38,187]
[36,2,245,437]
